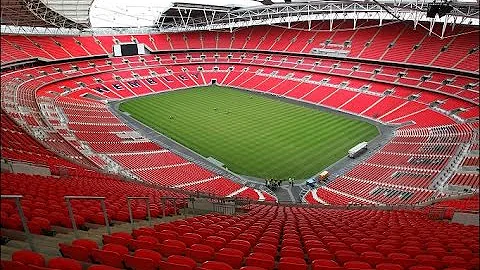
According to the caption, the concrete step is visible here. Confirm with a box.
[1,245,21,260]
[0,212,199,264]
[2,228,75,244]
[5,240,61,258]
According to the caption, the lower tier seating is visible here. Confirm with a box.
[2,204,479,270]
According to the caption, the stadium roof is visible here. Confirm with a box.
[0,0,93,29]
[153,1,479,33]
[0,0,478,34]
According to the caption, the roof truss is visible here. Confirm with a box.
[155,1,479,37]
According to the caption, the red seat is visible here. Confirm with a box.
[400,246,422,258]
[153,230,179,243]
[305,240,325,251]
[226,239,251,256]
[343,261,371,269]
[47,257,82,270]
[253,243,277,258]
[180,233,202,247]
[133,249,162,267]
[452,248,474,261]
[278,257,307,270]
[123,254,156,270]
[386,253,416,268]
[258,236,278,246]
[236,234,257,246]
[103,235,129,247]
[87,265,122,270]
[165,255,196,270]
[215,248,244,268]
[308,248,334,261]
[111,232,133,240]
[186,244,215,263]
[23,265,54,270]
[204,236,227,251]
[426,247,447,258]
[376,244,397,256]
[408,267,436,270]
[327,242,350,253]
[197,228,215,239]
[59,243,91,262]
[12,250,45,267]
[311,259,339,270]
[376,263,404,270]
[1,260,29,270]
[201,261,234,270]
[469,257,479,270]
[361,251,385,266]
[91,249,124,268]
[280,246,304,259]
[334,250,359,265]
[72,239,99,251]
[128,239,158,251]
[137,236,159,245]
[415,254,444,269]
[216,231,235,242]
[282,239,302,248]
[245,253,275,270]
[102,243,129,256]
[239,267,267,270]
[442,255,469,268]
[159,239,187,256]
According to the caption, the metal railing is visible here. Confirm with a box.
[64,196,110,238]
[127,197,151,230]
[0,195,35,251]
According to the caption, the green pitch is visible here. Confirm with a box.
[119,86,378,179]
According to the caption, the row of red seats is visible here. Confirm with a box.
[4,205,478,269]
[2,21,478,72]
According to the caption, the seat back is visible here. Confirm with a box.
[201,261,234,270]
[103,235,129,247]
[91,249,124,269]
[123,254,156,270]
[103,243,129,256]
[47,257,82,270]
[166,255,196,270]
[72,239,99,251]
[59,243,91,262]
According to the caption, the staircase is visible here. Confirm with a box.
[1,215,187,262]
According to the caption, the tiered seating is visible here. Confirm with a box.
[1,112,91,171]
[307,187,368,205]
[447,174,479,189]
[462,156,479,167]
[110,152,189,170]
[432,194,479,212]
[2,21,478,72]
[69,139,152,153]
[1,39,478,206]
[132,164,215,187]
[182,178,244,197]
[4,205,479,270]
[0,171,183,231]
[314,123,477,205]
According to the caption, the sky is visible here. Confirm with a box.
[89,0,261,27]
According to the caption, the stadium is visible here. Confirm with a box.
[0,0,479,268]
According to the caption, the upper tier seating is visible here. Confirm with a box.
[1,21,478,72]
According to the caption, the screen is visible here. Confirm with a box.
[121,44,138,56]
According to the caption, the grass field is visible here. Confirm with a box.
[119,86,379,179]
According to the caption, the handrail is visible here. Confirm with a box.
[127,197,151,230]
[0,195,35,251]
[64,196,110,238]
